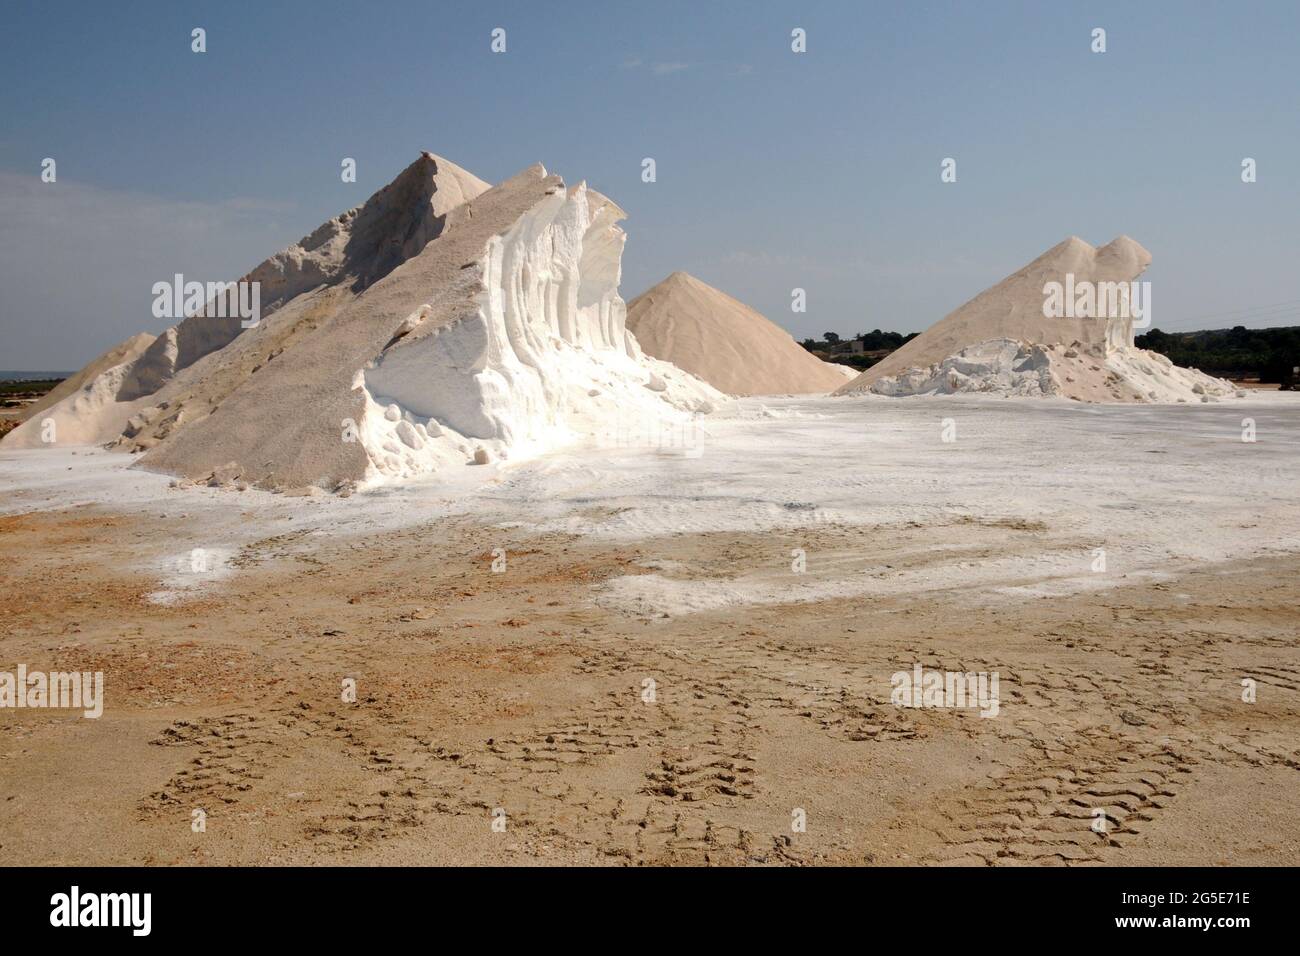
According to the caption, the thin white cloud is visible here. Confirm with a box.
[621,56,690,75]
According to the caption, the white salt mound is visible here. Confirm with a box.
[837,236,1237,403]
[870,338,1056,397]
[627,271,852,396]
[4,154,722,491]
[13,332,156,426]
[869,337,1236,403]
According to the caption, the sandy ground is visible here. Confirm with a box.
[2,394,1298,866]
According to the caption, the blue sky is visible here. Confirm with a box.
[2,0,1298,368]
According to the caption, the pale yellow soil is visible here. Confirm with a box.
[1,506,1297,866]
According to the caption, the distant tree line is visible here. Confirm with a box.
[800,325,1299,382]
[799,330,921,369]
[1136,325,1300,384]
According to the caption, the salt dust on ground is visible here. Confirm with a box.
[4,393,1296,616]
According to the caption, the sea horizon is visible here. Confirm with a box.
[0,371,73,381]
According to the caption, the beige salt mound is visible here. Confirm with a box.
[136,163,564,489]
[837,235,1237,404]
[3,153,493,453]
[140,164,718,489]
[839,236,1150,393]
[14,332,156,424]
[627,271,852,396]
[116,152,492,403]
[6,152,721,490]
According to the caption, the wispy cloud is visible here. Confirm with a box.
[621,56,690,75]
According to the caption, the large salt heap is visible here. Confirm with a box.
[835,236,1238,403]
[4,154,721,490]
[626,271,854,396]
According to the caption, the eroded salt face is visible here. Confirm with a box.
[355,184,722,484]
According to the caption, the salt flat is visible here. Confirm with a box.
[4,393,1297,611]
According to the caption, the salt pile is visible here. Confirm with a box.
[13,332,156,426]
[4,154,721,491]
[836,236,1239,403]
[626,271,854,396]
[8,332,157,443]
